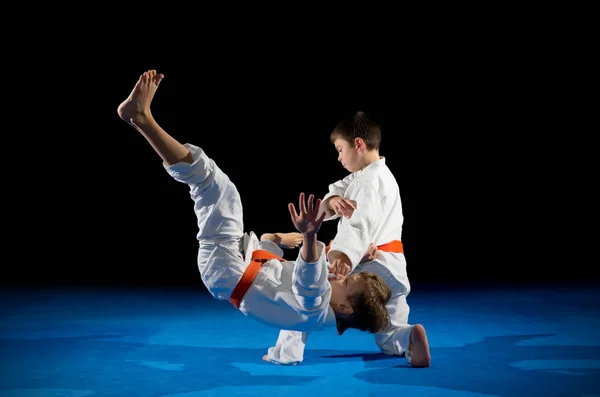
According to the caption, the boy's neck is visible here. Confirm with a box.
[359,150,381,170]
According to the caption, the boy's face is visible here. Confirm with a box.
[333,137,361,173]
[329,273,364,314]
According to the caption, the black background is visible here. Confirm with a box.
[2,38,596,292]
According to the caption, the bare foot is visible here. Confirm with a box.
[407,324,431,367]
[260,232,303,249]
[117,70,164,128]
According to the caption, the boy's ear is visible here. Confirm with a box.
[354,137,366,152]
[340,303,354,315]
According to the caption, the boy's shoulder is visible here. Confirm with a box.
[363,158,393,176]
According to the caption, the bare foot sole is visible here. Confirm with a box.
[407,324,431,367]
[260,232,303,249]
[117,70,164,127]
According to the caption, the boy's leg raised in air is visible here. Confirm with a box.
[117,68,244,240]
[117,70,192,166]
[117,70,246,302]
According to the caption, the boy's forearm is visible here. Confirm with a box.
[294,237,326,310]
[300,234,319,262]
[324,195,339,210]
[318,195,339,219]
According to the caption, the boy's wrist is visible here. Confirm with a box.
[302,233,318,241]
[326,196,338,210]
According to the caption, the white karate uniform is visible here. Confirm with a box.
[165,143,336,333]
[267,157,414,365]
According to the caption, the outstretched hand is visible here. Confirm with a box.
[288,193,326,237]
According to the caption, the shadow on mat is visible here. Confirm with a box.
[0,334,387,396]
[352,333,600,397]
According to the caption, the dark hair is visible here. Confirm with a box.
[330,111,382,151]
[336,271,392,335]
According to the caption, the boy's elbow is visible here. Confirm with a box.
[296,295,322,310]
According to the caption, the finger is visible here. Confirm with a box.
[337,263,348,276]
[345,199,358,209]
[339,204,352,215]
[313,198,322,217]
[316,210,326,225]
[288,203,298,223]
[299,192,307,214]
[332,260,342,273]
[307,194,314,214]
[367,248,375,259]
[333,204,342,216]
[329,262,338,272]
[262,355,270,362]
[371,244,378,256]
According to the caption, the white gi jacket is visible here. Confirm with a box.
[165,144,337,333]
[267,157,414,365]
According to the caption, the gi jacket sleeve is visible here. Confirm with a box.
[327,179,382,271]
[319,173,358,220]
[292,241,328,310]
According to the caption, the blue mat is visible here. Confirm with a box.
[1,283,599,396]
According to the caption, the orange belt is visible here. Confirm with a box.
[229,249,285,309]
[325,239,404,255]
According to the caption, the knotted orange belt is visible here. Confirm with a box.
[325,239,404,255]
[230,240,404,309]
[230,249,285,309]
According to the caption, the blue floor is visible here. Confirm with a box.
[1,282,599,397]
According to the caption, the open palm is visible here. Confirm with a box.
[288,193,326,238]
